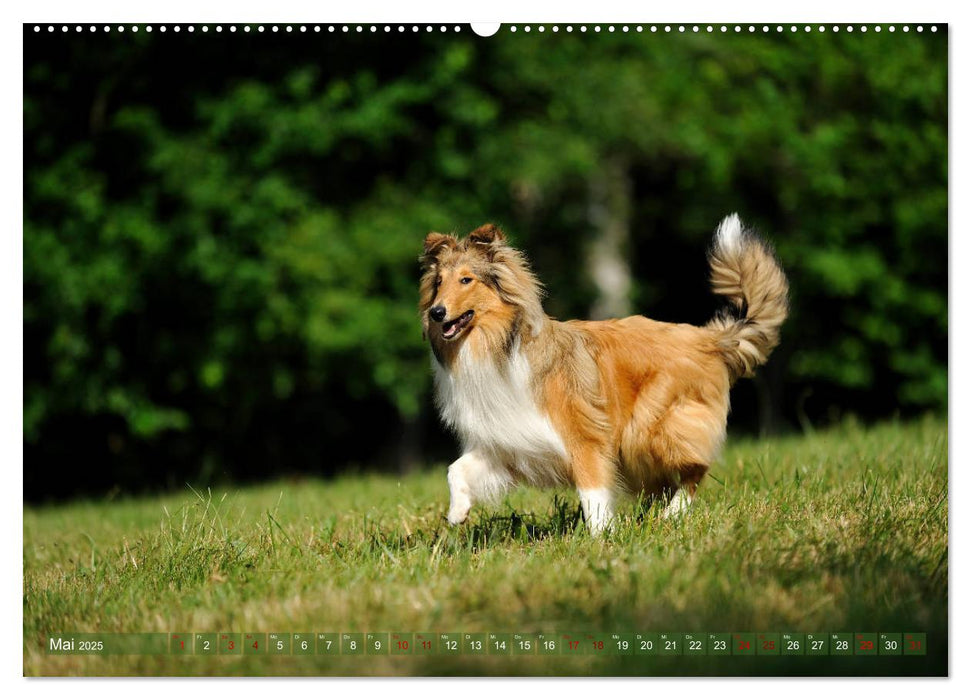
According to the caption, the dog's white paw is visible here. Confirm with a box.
[447,492,471,525]
[447,503,470,525]
[578,488,615,536]
[661,489,692,519]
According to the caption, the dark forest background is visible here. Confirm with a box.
[23,25,947,502]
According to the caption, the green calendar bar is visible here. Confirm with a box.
[45,631,929,656]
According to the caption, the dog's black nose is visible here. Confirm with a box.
[429,305,447,323]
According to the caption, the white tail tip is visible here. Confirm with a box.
[714,213,743,254]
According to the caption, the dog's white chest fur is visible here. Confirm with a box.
[433,343,568,483]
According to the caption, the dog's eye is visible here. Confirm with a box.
[460,277,473,285]
[436,276,442,286]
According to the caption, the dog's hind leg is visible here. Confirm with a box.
[661,463,708,519]
[634,397,724,520]
[446,451,512,525]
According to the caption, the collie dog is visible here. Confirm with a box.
[419,215,788,534]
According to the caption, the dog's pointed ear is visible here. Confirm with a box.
[468,223,506,247]
[422,232,457,264]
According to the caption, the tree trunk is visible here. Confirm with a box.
[587,157,633,320]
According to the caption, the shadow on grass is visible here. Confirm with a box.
[353,494,594,559]
[358,491,680,559]
[350,484,709,561]
[463,494,585,546]
[455,490,679,549]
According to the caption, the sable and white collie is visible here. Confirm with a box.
[419,215,789,534]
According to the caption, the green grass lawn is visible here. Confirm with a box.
[23,416,948,676]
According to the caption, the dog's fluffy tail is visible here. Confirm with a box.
[706,213,790,383]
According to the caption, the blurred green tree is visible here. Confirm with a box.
[23,28,946,498]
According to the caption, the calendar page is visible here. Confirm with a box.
[22,15,948,679]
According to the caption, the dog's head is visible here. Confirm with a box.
[419,224,545,353]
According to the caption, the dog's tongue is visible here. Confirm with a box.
[442,311,471,339]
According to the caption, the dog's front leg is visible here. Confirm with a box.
[578,487,616,535]
[574,446,616,535]
[446,451,509,525]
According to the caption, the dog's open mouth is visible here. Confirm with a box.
[441,310,474,340]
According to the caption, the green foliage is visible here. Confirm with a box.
[23,29,946,493]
